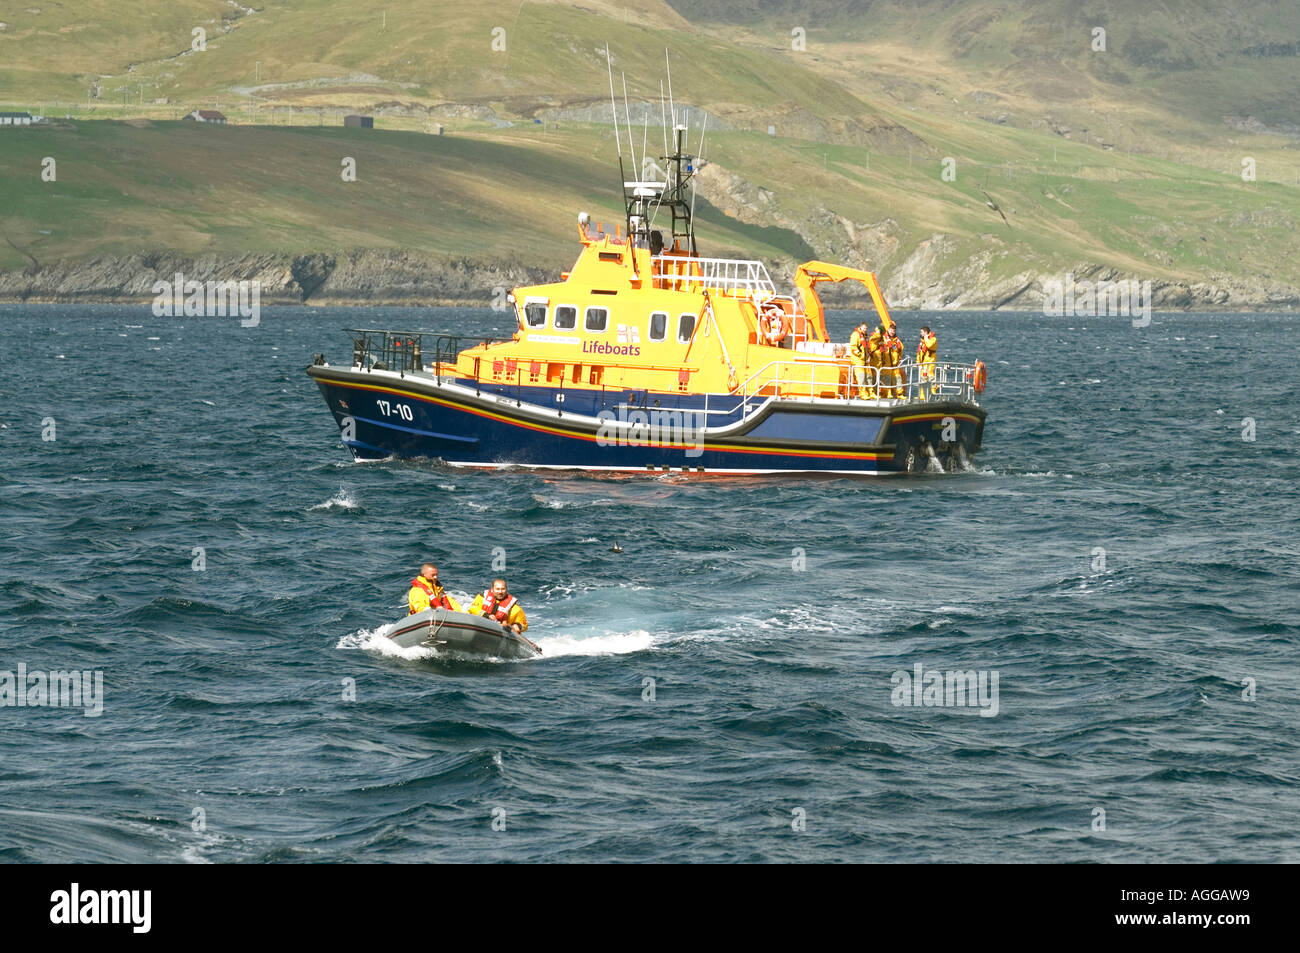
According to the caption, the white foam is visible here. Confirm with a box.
[538,629,654,657]
[336,623,440,661]
[531,493,615,509]
[309,487,359,512]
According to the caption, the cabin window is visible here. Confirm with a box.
[677,312,697,343]
[648,311,668,342]
[554,305,577,330]
[524,302,547,328]
[585,306,609,333]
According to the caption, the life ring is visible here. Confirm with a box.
[760,307,791,346]
[972,360,987,393]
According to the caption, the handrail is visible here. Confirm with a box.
[343,329,511,376]
[720,357,983,418]
[650,255,776,298]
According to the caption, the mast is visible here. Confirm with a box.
[621,121,699,257]
[613,50,701,258]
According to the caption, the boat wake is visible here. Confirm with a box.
[535,629,654,657]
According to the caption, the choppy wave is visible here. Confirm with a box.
[3,304,1298,863]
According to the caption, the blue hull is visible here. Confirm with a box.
[306,365,985,475]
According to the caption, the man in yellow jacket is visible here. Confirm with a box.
[468,578,528,635]
[848,320,873,398]
[916,325,938,399]
[881,324,905,398]
[408,563,464,615]
[867,325,886,397]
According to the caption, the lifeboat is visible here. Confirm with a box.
[307,125,987,475]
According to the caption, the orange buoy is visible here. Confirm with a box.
[972,360,987,393]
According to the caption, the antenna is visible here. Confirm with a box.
[665,48,676,128]
[606,43,621,158]
[697,110,708,159]
[660,80,669,156]
[621,72,637,183]
[690,175,698,252]
[642,114,650,178]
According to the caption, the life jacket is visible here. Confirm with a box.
[481,590,518,624]
[917,332,937,364]
[410,576,454,613]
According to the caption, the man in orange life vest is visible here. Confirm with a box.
[408,563,464,615]
[468,578,528,635]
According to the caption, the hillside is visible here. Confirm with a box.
[2,0,1299,308]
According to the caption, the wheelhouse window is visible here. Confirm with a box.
[585,306,609,333]
[524,301,547,329]
[553,305,577,330]
[677,312,697,343]
[648,311,668,342]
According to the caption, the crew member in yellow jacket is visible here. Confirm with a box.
[408,563,464,615]
[848,321,873,398]
[881,324,905,398]
[468,578,528,634]
[868,325,886,397]
[916,326,938,399]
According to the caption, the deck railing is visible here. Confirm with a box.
[714,358,983,418]
[344,329,511,376]
[650,256,777,298]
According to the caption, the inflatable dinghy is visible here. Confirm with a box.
[387,607,541,659]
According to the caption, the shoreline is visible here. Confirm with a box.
[1,249,1296,313]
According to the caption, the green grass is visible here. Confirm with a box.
[2,115,1297,299]
[3,0,1300,296]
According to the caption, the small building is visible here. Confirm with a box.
[0,111,33,127]
[344,114,374,128]
[184,109,227,124]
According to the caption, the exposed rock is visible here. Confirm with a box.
[0,244,1294,312]
[0,250,554,306]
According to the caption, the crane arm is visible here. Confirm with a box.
[793,260,895,342]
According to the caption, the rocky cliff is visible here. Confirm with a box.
[1,239,1295,313]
